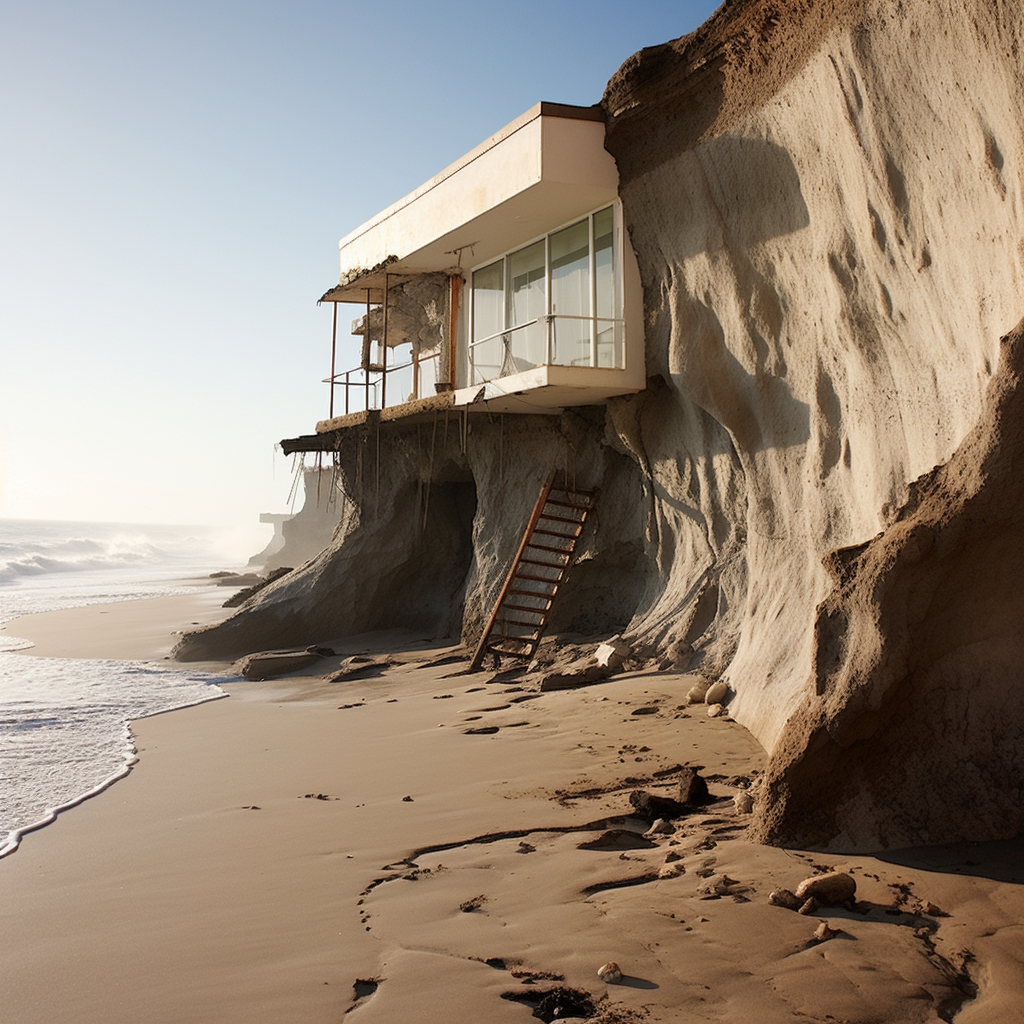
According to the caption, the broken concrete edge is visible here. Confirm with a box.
[314,391,457,435]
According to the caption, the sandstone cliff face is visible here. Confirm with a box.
[177,0,1024,849]
[601,0,1024,847]
[752,320,1024,849]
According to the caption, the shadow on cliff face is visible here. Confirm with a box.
[656,135,811,263]
[384,478,477,635]
[623,134,813,456]
[752,321,1024,851]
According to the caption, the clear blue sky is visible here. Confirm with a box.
[1,0,720,530]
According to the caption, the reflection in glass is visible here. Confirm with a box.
[472,260,504,382]
[550,219,590,364]
[507,240,546,369]
[468,206,622,381]
[593,206,620,367]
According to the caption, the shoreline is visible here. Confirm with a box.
[1,583,236,662]
[1,597,1022,1022]
[0,586,236,859]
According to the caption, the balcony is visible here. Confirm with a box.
[300,102,645,440]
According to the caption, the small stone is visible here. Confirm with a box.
[629,789,687,820]
[578,829,655,851]
[658,864,681,879]
[677,766,711,806]
[459,894,487,913]
[595,637,631,670]
[686,677,711,704]
[597,961,622,984]
[707,703,724,717]
[664,851,683,863]
[813,921,841,942]
[644,818,675,837]
[402,795,414,802]
[768,889,802,910]
[733,791,753,814]
[795,871,857,907]
[704,681,730,704]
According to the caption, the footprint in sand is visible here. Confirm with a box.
[350,978,381,1011]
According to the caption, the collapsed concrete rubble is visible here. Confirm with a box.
[176,0,1024,851]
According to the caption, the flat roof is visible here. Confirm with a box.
[320,102,616,304]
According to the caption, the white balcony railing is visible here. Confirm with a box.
[324,314,625,417]
[468,314,624,386]
[324,344,442,417]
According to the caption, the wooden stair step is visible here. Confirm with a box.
[519,557,568,569]
[504,598,552,611]
[534,524,582,535]
[513,572,562,584]
[537,511,587,525]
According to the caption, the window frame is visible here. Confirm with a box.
[467,202,623,383]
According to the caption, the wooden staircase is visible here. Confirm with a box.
[470,471,598,671]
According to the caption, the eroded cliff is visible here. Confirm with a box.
[176,0,1024,849]
[601,0,1024,847]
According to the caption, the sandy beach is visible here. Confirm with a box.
[1,593,1022,1024]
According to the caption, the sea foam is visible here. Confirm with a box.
[0,653,229,857]
[0,518,255,857]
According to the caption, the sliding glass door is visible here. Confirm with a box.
[469,204,621,384]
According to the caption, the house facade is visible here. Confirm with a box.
[308,102,644,432]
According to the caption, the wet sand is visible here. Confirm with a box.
[1,595,1021,1023]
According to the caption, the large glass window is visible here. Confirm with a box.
[550,219,590,364]
[593,206,619,368]
[507,239,546,371]
[471,259,504,381]
[468,205,622,384]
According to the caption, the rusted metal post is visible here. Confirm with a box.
[449,274,461,389]
[381,273,389,410]
[329,300,338,419]
[589,214,598,367]
[364,289,371,413]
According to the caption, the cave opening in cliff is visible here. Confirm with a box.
[385,477,478,638]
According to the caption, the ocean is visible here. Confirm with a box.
[0,519,258,857]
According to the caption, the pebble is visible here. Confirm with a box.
[705,681,730,704]
[795,871,857,906]
[707,703,724,717]
[644,818,676,837]
[686,678,711,704]
[597,961,622,983]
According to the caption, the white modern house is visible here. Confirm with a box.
[313,101,645,430]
